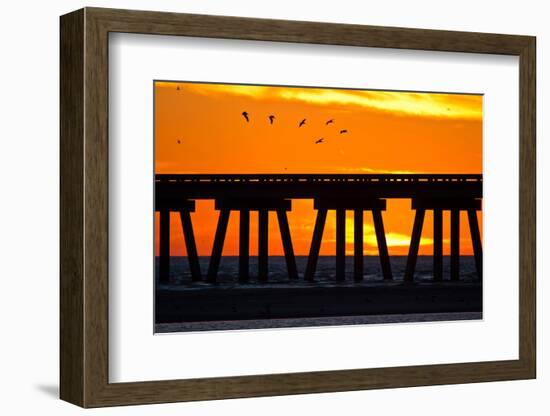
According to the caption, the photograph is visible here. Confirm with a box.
[154,81,483,333]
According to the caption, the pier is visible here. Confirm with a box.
[155,174,483,284]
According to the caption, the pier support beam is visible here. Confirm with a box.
[258,210,269,282]
[335,209,346,281]
[307,198,388,282]
[277,209,298,280]
[467,209,483,281]
[407,198,482,282]
[209,199,294,283]
[159,209,170,284]
[433,208,443,282]
[404,208,425,282]
[450,209,460,281]
[239,209,250,283]
[157,199,199,284]
[207,209,230,282]
[372,209,392,281]
[179,210,201,282]
[353,209,363,282]
[305,208,328,282]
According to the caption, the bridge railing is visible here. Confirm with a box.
[155,173,483,184]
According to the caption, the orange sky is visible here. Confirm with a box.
[154,81,482,257]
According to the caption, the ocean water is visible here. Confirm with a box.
[156,255,479,286]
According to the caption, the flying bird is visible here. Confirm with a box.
[269,115,275,124]
[242,111,249,122]
[325,119,334,125]
[339,130,348,134]
[299,118,306,127]
[315,138,325,144]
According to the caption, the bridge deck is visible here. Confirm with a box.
[155,174,483,200]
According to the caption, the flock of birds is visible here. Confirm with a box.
[173,104,349,147]
[241,111,348,145]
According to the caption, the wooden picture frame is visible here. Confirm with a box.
[60,7,536,408]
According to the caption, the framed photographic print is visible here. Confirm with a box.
[153,80,485,333]
[60,7,536,408]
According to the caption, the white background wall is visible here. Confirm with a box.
[0,0,545,414]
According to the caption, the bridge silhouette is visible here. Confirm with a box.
[155,174,482,285]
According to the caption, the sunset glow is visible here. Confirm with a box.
[154,81,482,257]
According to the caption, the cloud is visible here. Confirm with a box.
[278,89,481,120]
[157,82,482,121]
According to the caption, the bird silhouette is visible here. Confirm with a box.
[269,115,275,124]
[242,111,249,122]
[299,118,306,127]
[326,119,334,125]
[339,130,348,134]
[315,138,325,144]
[177,139,181,144]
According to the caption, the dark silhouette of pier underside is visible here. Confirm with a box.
[155,174,482,285]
